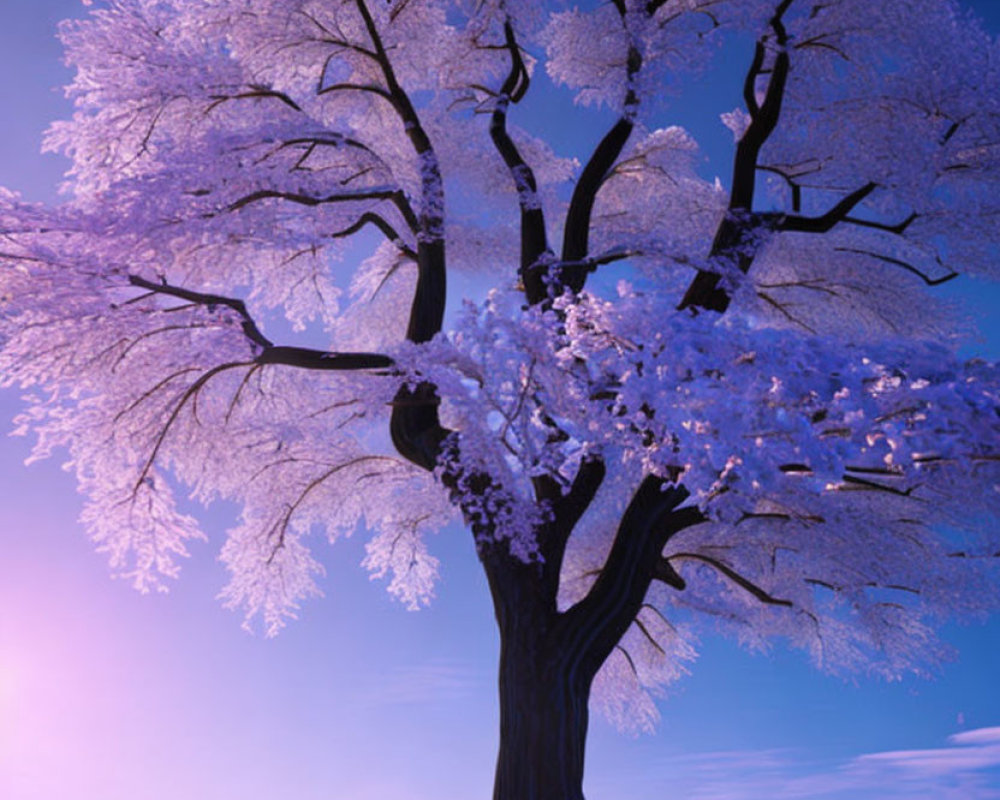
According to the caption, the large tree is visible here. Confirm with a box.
[2,0,1000,797]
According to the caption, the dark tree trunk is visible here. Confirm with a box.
[492,628,593,800]
[480,480,700,800]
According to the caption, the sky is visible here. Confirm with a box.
[1,1,999,798]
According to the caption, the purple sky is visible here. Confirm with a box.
[1,2,999,798]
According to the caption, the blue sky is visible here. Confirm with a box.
[1,1,998,798]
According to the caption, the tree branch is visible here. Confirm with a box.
[256,346,393,371]
[533,456,607,600]
[557,480,704,675]
[328,211,417,259]
[778,182,877,233]
[316,81,397,106]
[559,1,644,294]
[652,558,686,590]
[348,0,450,475]
[833,247,958,286]
[228,186,407,214]
[128,275,272,350]
[127,276,395,372]
[678,0,793,313]
[559,42,641,293]
[842,211,918,235]
[666,552,794,607]
[133,361,254,493]
[206,85,303,114]
[488,19,550,305]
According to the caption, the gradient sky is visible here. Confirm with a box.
[1,1,999,798]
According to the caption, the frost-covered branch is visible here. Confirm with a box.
[206,85,303,113]
[560,481,704,675]
[328,211,417,260]
[128,276,394,371]
[679,0,793,312]
[778,182,877,233]
[665,552,794,607]
[488,19,551,305]
[833,247,958,286]
[558,5,643,295]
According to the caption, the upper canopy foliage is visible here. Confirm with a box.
[2,0,999,731]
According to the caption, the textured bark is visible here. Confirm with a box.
[492,627,592,800]
[483,478,701,800]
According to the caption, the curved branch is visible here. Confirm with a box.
[228,186,404,213]
[730,0,792,210]
[743,40,766,118]
[206,86,302,114]
[841,212,918,235]
[558,480,704,675]
[666,552,793,607]
[679,0,793,313]
[652,558,686,590]
[558,0,648,295]
[560,41,641,291]
[834,247,958,286]
[489,19,550,304]
[127,275,396,372]
[267,455,403,562]
[328,211,417,259]
[533,456,607,599]
[316,81,396,106]
[133,361,254,493]
[779,182,877,233]
[350,0,450,474]
[128,275,272,350]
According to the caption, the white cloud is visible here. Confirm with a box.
[951,728,1000,747]
[598,727,1000,799]
[853,725,1000,781]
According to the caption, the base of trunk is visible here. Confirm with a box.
[493,644,591,800]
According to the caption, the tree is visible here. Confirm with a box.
[1,0,999,797]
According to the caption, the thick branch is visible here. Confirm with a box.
[559,0,645,295]
[559,42,641,293]
[652,558,686,590]
[347,1,450,474]
[666,552,794,607]
[730,0,792,210]
[127,276,395,372]
[679,1,792,313]
[488,19,550,304]
[256,347,393,371]
[128,275,272,350]
[227,187,411,220]
[533,457,607,600]
[778,182,877,233]
[557,480,704,675]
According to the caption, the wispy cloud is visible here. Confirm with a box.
[359,658,486,706]
[850,725,1000,786]
[595,727,1000,799]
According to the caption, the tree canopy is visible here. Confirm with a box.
[2,0,999,793]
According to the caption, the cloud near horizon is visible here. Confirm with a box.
[853,725,1000,781]
[602,726,1000,799]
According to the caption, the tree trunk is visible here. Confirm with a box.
[492,633,593,800]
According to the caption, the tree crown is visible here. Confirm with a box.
[2,0,999,731]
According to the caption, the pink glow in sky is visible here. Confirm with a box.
[1,2,999,799]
